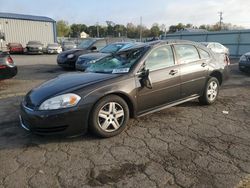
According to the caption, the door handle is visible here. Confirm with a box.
[169,69,178,75]
[201,62,207,67]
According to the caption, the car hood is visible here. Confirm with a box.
[78,52,109,60]
[25,72,120,107]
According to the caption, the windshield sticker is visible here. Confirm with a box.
[112,68,130,74]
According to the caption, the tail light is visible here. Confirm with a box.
[225,55,230,65]
[6,56,14,65]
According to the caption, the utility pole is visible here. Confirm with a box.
[139,16,142,42]
[96,22,100,38]
[218,11,223,30]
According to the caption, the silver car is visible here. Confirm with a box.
[46,43,62,54]
[62,41,76,51]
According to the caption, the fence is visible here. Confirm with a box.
[161,30,250,57]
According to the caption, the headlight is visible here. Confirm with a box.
[67,54,75,59]
[39,93,81,110]
[88,60,96,64]
[240,55,247,61]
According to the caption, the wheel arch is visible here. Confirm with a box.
[90,92,136,118]
[209,71,223,85]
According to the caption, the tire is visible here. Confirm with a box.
[199,77,220,105]
[89,95,129,138]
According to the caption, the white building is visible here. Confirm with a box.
[80,31,89,39]
[0,12,56,47]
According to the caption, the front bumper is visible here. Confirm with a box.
[239,61,250,72]
[57,57,77,68]
[0,66,17,79]
[75,61,89,71]
[20,103,91,136]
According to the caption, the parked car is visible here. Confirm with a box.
[200,42,229,55]
[25,41,44,54]
[0,51,17,80]
[75,42,138,71]
[46,43,62,54]
[6,43,24,54]
[239,52,250,72]
[57,38,129,69]
[61,41,76,51]
[20,40,229,138]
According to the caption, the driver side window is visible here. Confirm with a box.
[145,45,175,71]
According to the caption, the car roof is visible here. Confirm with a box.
[119,40,207,52]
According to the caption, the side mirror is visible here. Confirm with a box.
[139,68,153,89]
[90,46,97,51]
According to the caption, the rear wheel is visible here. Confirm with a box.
[90,95,129,138]
[199,77,219,105]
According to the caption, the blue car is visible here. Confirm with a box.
[75,42,139,71]
[239,52,250,72]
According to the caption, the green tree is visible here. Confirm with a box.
[150,24,161,37]
[56,20,70,37]
[70,24,88,38]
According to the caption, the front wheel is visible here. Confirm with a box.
[89,95,129,138]
[199,77,220,105]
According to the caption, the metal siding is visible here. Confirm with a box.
[0,18,54,48]
[163,30,250,57]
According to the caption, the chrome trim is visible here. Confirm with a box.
[19,115,30,131]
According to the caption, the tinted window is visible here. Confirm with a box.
[199,48,210,59]
[100,43,126,53]
[175,45,200,64]
[145,45,175,71]
[94,40,107,50]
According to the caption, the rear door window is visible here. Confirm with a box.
[174,44,200,64]
[198,48,210,59]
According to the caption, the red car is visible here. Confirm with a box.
[6,43,24,54]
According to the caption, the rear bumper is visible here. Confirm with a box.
[0,66,17,79]
[19,103,90,136]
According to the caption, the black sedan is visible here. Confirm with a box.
[57,38,132,69]
[20,40,229,138]
[239,52,250,72]
[75,42,137,71]
[0,51,17,80]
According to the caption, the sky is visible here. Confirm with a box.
[0,0,249,29]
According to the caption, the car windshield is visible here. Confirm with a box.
[78,39,95,49]
[28,41,42,45]
[10,43,21,46]
[100,43,127,53]
[63,42,74,45]
[48,44,59,47]
[86,47,146,74]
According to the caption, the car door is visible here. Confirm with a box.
[136,45,181,114]
[173,44,209,98]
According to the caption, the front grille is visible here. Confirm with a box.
[34,125,68,133]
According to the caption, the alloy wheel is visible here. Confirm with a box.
[207,81,218,101]
[97,102,125,132]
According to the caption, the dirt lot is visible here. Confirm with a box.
[0,55,250,188]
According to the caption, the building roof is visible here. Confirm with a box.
[0,12,55,22]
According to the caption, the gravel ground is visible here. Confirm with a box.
[0,55,250,188]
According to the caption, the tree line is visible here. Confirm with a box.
[57,20,244,39]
